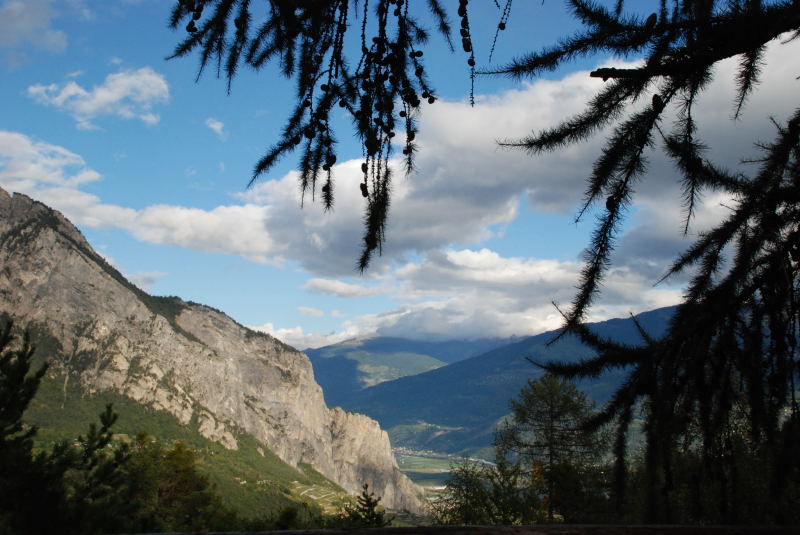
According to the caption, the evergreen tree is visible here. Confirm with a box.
[495,374,610,522]
[340,483,393,528]
[431,456,546,526]
[123,434,239,532]
[430,459,493,525]
[0,319,47,534]
[0,318,133,535]
[170,1,800,522]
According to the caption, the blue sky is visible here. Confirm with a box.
[2,1,798,349]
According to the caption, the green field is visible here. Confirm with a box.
[395,452,454,495]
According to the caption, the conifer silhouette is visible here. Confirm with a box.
[170,1,800,522]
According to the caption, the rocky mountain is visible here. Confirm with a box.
[0,187,422,512]
[305,336,515,407]
[338,306,675,455]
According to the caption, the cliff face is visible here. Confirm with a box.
[0,188,423,512]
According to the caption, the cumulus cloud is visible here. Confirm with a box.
[27,67,169,129]
[0,131,100,190]
[0,130,280,264]
[304,278,392,298]
[3,35,798,343]
[374,248,681,339]
[205,118,226,140]
[298,306,324,317]
[250,321,361,350]
[0,0,66,55]
[265,247,683,345]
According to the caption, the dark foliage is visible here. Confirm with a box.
[122,433,242,532]
[504,0,800,524]
[0,320,132,535]
[431,456,547,525]
[168,0,489,270]
[339,483,393,528]
[169,0,800,523]
[495,374,612,522]
[0,317,305,533]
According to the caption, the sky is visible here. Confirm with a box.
[1,1,798,350]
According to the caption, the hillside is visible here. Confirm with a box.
[306,336,514,407]
[25,370,347,519]
[0,187,422,513]
[338,307,675,454]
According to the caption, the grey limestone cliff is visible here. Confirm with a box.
[0,187,423,512]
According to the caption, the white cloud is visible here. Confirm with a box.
[370,248,681,340]
[205,118,226,140]
[230,37,798,278]
[129,204,278,264]
[0,131,280,264]
[0,0,67,55]
[27,67,169,129]
[0,131,100,190]
[298,306,324,317]
[260,246,684,345]
[250,322,360,350]
[3,35,798,343]
[304,278,392,298]
[5,38,797,281]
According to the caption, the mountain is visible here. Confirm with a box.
[336,307,675,455]
[306,336,515,407]
[0,188,422,512]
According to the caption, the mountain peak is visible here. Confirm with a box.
[0,187,92,252]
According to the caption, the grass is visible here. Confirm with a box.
[395,454,453,472]
[24,372,352,520]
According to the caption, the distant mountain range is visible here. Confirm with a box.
[309,307,675,456]
[305,336,516,407]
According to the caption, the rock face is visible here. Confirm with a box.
[0,188,423,512]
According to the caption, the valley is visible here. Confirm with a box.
[308,307,675,457]
[394,448,454,492]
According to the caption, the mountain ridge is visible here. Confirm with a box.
[305,335,517,407]
[335,306,675,454]
[0,187,422,512]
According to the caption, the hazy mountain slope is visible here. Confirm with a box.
[306,336,515,407]
[341,307,675,453]
[0,188,422,512]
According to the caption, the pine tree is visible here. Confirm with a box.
[341,483,393,528]
[170,1,800,523]
[0,318,133,534]
[430,456,546,526]
[0,318,47,534]
[492,1,800,523]
[495,374,609,522]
